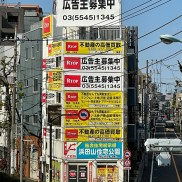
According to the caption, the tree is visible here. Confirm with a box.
[0,56,14,174]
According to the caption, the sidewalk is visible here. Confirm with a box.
[23,177,37,182]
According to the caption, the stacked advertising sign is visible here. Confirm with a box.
[63,40,124,160]
[56,0,120,27]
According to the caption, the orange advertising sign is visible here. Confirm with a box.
[42,15,52,38]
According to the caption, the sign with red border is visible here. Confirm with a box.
[124,150,131,159]
[124,159,131,167]
[78,109,90,121]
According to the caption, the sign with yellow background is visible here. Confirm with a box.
[65,91,122,109]
[64,108,122,126]
[64,128,122,142]
[97,166,118,182]
[48,41,62,57]
[64,40,124,54]
[48,69,62,91]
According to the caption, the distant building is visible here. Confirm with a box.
[0,3,43,45]
[0,3,45,175]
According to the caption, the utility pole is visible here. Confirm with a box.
[144,60,149,168]
[11,24,17,175]
[144,60,149,140]
[20,99,23,182]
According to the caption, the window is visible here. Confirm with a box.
[33,78,38,92]
[25,115,29,123]
[24,79,28,87]
[25,48,28,60]
[37,43,40,52]
[31,46,35,58]
[8,15,18,23]
[55,129,61,139]
[33,115,38,125]
[56,56,61,67]
[56,92,61,103]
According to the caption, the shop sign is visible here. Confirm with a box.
[48,41,62,56]
[68,165,77,182]
[64,41,123,54]
[42,93,46,103]
[64,91,122,109]
[77,142,122,159]
[64,128,122,141]
[78,166,87,182]
[47,91,56,105]
[63,55,123,72]
[63,162,68,182]
[64,108,122,126]
[48,69,62,91]
[42,15,52,38]
[64,142,122,159]
[56,0,120,27]
[46,57,56,69]
[42,59,46,69]
[64,73,122,91]
[88,162,92,182]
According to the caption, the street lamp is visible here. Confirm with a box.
[160,34,182,44]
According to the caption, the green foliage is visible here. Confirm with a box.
[17,82,25,99]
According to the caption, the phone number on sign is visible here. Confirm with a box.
[82,83,121,89]
[63,14,115,21]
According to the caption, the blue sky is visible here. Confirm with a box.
[6,0,182,93]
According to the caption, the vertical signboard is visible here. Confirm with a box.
[88,162,92,182]
[47,69,62,91]
[42,15,52,38]
[78,166,87,182]
[63,162,68,182]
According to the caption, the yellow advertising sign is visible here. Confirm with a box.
[65,91,122,109]
[48,41,62,57]
[64,108,122,126]
[97,166,118,182]
[64,128,122,141]
[48,69,62,91]
[64,40,123,54]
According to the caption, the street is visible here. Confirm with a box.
[141,125,182,182]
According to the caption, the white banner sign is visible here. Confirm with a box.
[47,91,56,105]
[57,0,120,27]
[63,72,122,90]
[63,55,123,72]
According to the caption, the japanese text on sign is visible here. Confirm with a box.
[64,108,122,126]
[62,0,116,10]
[48,41,62,57]
[64,73,122,91]
[63,55,123,72]
[57,0,120,26]
[65,91,122,108]
[64,142,122,159]
[64,128,122,141]
[77,142,122,159]
[48,69,62,91]
[64,41,123,54]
